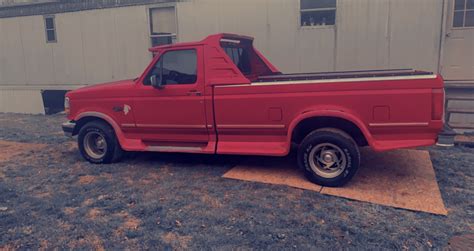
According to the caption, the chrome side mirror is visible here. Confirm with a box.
[150,75,163,89]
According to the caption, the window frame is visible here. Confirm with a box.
[143,48,198,86]
[451,0,474,29]
[148,5,178,49]
[299,0,337,29]
[43,15,57,43]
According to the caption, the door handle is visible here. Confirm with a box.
[187,90,202,96]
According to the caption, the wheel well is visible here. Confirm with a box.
[291,116,368,146]
[72,116,110,136]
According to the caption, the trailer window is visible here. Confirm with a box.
[44,16,57,43]
[300,0,336,27]
[149,7,177,47]
[453,0,474,27]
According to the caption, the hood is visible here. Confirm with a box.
[67,79,136,99]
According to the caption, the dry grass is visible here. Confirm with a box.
[0,113,473,249]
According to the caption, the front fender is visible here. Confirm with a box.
[74,111,127,147]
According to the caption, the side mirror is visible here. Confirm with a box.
[150,75,163,89]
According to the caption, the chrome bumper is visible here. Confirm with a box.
[62,121,75,137]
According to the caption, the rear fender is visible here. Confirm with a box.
[287,109,374,148]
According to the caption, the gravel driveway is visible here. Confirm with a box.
[0,113,473,249]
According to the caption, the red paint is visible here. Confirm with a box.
[66,33,444,155]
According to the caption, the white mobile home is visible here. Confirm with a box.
[0,0,472,132]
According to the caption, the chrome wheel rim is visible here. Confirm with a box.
[308,143,347,179]
[83,131,107,159]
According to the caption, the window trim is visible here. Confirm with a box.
[300,7,337,12]
[43,15,57,43]
[299,0,337,29]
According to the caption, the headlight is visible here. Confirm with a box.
[64,97,70,115]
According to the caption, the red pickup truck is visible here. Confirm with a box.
[62,33,444,187]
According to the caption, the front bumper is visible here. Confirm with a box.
[62,121,76,137]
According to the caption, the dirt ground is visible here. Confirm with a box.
[0,113,473,249]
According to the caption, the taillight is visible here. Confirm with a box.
[64,97,70,115]
[431,88,444,120]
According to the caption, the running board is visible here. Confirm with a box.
[145,143,216,154]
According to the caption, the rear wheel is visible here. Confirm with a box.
[78,121,123,164]
[297,128,360,187]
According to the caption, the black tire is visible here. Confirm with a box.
[78,120,124,164]
[297,128,360,187]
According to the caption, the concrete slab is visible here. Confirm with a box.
[223,149,448,215]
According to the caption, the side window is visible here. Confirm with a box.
[144,49,197,85]
[222,46,251,74]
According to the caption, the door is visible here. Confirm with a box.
[442,0,474,132]
[133,47,209,148]
[442,0,474,80]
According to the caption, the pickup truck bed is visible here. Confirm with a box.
[214,72,442,156]
[63,33,444,187]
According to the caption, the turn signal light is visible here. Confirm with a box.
[64,97,70,115]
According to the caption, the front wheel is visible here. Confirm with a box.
[297,128,360,187]
[78,121,124,164]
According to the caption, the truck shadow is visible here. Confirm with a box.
[123,149,298,170]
